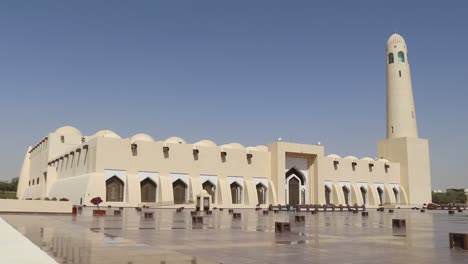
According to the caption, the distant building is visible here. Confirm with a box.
[16,33,432,208]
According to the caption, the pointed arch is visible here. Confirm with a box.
[342,185,351,205]
[360,186,367,205]
[377,187,384,205]
[173,179,187,204]
[285,167,305,185]
[106,176,124,202]
[256,183,267,204]
[140,178,157,203]
[230,181,242,204]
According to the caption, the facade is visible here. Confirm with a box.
[16,33,432,208]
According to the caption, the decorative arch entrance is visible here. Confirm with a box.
[173,179,187,204]
[256,183,267,204]
[342,186,350,205]
[377,187,384,205]
[106,176,124,202]
[140,178,157,203]
[285,167,306,205]
[230,182,242,204]
[360,186,367,205]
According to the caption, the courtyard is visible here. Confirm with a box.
[1,208,468,263]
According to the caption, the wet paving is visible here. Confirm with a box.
[2,208,468,263]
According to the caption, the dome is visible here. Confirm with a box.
[377,158,390,163]
[344,156,358,160]
[255,145,269,152]
[326,154,341,159]
[194,140,217,147]
[130,133,155,143]
[164,137,186,144]
[387,33,406,46]
[91,130,121,139]
[220,143,245,150]
[54,126,81,136]
[361,157,374,162]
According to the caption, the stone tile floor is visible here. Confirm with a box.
[1,208,468,263]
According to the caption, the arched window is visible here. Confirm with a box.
[377,187,384,205]
[106,176,124,202]
[398,51,405,62]
[360,186,367,204]
[342,186,350,205]
[230,182,242,204]
[325,185,331,205]
[388,53,394,64]
[256,183,267,204]
[140,178,157,203]
[173,179,187,204]
[202,180,216,204]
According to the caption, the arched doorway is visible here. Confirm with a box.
[202,180,216,203]
[393,187,399,204]
[325,185,331,205]
[106,176,124,202]
[342,186,350,205]
[288,177,300,205]
[173,179,187,204]
[256,183,267,204]
[230,182,242,204]
[140,178,156,203]
[377,187,384,205]
[285,167,306,205]
[360,186,367,204]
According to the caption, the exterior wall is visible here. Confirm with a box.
[319,157,403,206]
[0,200,72,214]
[378,137,431,206]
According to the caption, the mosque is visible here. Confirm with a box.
[16,33,432,208]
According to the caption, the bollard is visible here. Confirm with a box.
[449,233,468,250]
[295,215,305,223]
[275,222,291,233]
[144,212,153,218]
[192,216,203,224]
[392,219,406,229]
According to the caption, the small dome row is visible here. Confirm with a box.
[326,154,389,163]
[54,126,268,152]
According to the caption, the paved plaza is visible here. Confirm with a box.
[2,208,468,263]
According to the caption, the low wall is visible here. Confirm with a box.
[0,217,58,263]
[0,199,72,214]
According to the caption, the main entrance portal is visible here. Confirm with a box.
[288,177,300,205]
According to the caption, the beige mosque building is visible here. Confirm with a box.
[16,33,432,208]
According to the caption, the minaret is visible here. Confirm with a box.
[378,33,431,207]
[386,33,418,138]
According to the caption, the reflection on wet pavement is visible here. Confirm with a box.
[2,208,468,263]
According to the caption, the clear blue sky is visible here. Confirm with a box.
[0,1,467,189]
